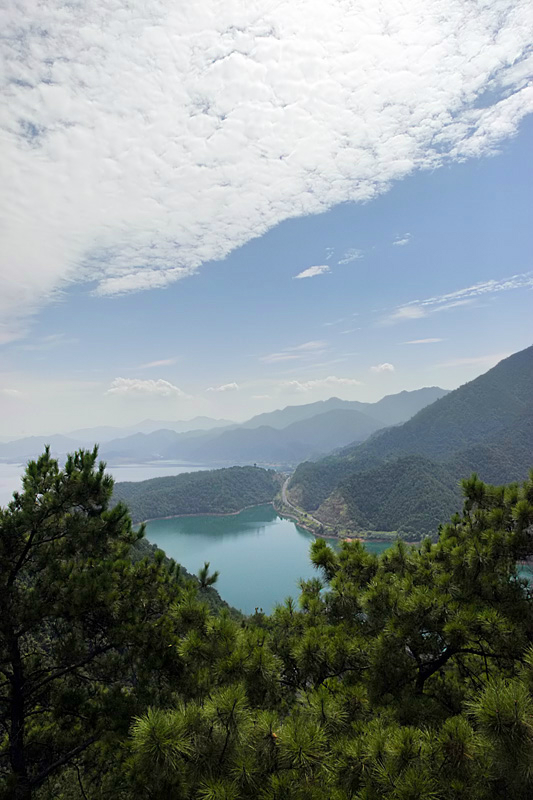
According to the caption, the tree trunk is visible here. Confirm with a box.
[7,627,31,800]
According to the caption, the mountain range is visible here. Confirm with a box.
[287,345,533,538]
[0,387,448,467]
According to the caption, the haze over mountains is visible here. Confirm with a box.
[0,387,448,467]
[288,345,533,538]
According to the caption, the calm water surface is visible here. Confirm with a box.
[145,504,391,614]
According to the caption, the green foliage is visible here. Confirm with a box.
[3,449,533,800]
[288,345,533,538]
[113,465,281,523]
[198,561,220,589]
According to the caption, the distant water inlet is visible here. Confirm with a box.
[144,504,390,614]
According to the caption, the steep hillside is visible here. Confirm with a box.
[336,346,533,466]
[113,465,281,523]
[288,345,533,537]
[335,456,462,538]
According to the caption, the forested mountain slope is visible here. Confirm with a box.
[288,345,533,537]
[113,465,281,523]
[335,345,532,466]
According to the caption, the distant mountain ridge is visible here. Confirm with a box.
[287,345,533,538]
[0,386,449,467]
[66,416,235,443]
[97,386,449,466]
[240,387,448,430]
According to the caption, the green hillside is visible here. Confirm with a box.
[288,345,533,538]
[113,465,282,523]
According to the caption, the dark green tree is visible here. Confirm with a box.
[0,447,183,799]
[3,449,533,800]
[198,561,220,590]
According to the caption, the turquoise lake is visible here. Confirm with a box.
[144,504,391,614]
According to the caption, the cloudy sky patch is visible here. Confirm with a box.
[0,0,532,433]
[1,0,533,339]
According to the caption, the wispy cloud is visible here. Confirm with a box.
[338,249,363,265]
[206,382,239,392]
[371,363,395,373]
[403,338,445,344]
[0,388,22,397]
[261,341,327,363]
[384,272,533,324]
[106,377,188,397]
[393,233,412,246]
[138,357,178,369]
[325,248,335,261]
[289,341,327,352]
[261,353,301,364]
[1,1,532,339]
[435,353,510,369]
[294,265,331,280]
[283,376,362,392]
[16,333,78,352]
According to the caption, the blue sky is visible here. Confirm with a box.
[1,0,532,435]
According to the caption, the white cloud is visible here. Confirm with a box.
[0,388,22,397]
[403,338,445,344]
[283,376,362,392]
[325,248,335,261]
[206,382,239,392]
[393,233,412,246]
[338,249,363,265]
[1,0,533,339]
[387,306,428,323]
[138,357,178,369]
[106,377,188,397]
[371,363,395,373]
[294,265,331,280]
[385,271,533,324]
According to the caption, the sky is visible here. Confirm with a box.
[0,0,532,436]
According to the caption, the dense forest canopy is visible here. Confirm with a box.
[112,465,282,523]
[2,448,533,799]
[288,345,533,538]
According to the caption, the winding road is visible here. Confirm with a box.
[281,477,324,529]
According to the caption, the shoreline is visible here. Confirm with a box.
[135,501,274,526]
[274,504,422,544]
[136,500,421,546]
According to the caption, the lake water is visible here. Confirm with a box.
[144,504,391,614]
[0,461,210,506]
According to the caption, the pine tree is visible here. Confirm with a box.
[0,447,182,799]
